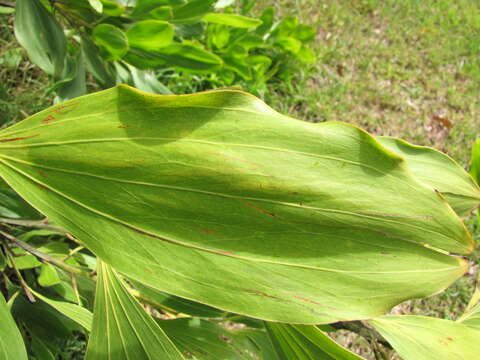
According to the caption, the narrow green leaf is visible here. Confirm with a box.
[0,293,28,360]
[82,38,115,88]
[125,44,222,72]
[370,315,480,360]
[28,288,93,331]
[471,138,480,185]
[127,20,174,50]
[56,55,87,102]
[256,7,275,35]
[92,24,128,61]
[0,188,42,219]
[86,261,184,359]
[378,136,480,215]
[265,323,364,360]
[0,85,473,324]
[203,13,262,28]
[172,0,216,24]
[14,0,67,76]
[11,295,82,348]
[0,249,5,271]
[38,263,61,287]
[31,336,55,360]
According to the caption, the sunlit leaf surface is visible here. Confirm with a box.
[0,85,473,323]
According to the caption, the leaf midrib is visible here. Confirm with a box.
[0,158,466,273]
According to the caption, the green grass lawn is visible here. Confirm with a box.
[260,0,480,166]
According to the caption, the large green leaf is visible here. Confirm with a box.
[370,315,480,360]
[0,86,473,324]
[86,261,183,359]
[378,136,480,215]
[265,323,364,359]
[14,0,67,76]
[0,293,28,360]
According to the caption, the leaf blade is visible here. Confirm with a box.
[85,261,184,360]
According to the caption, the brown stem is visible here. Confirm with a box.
[0,1,14,8]
[0,230,91,277]
[0,218,66,233]
[330,320,392,350]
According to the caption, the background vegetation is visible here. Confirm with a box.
[1,0,479,359]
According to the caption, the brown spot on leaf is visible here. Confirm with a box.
[52,102,79,114]
[0,134,39,143]
[117,125,130,129]
[244,202,276,217]
[42,115,55,124]
[243,288,279,299]
[201,228,215,234]
[218,250,235,256]
[294,295,322,305]
[291,191,299,195]
[37,170,48,177]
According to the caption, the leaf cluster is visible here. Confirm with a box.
[12,0,316,101]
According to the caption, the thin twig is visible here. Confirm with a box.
[0,230,92,277]
[0,1,14,8]
[330,320,392,349]
[2,245,35,302]
[0,218,66,233]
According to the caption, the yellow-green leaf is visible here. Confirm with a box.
[370,315,480,360]
[0,85,473,324]
[86,261,184,359]
[378,136,480,215]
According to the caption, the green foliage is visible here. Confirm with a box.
[0,86,479,359]
[12,0,316,100]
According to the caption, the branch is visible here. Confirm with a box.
[0,218,66,233]
[0,230,92,277]
[0,1,14,8]
[330,320,392,349]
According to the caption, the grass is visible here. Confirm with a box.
[0,16,52,129]
[258,0,480,166]
[1,1,479,359]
